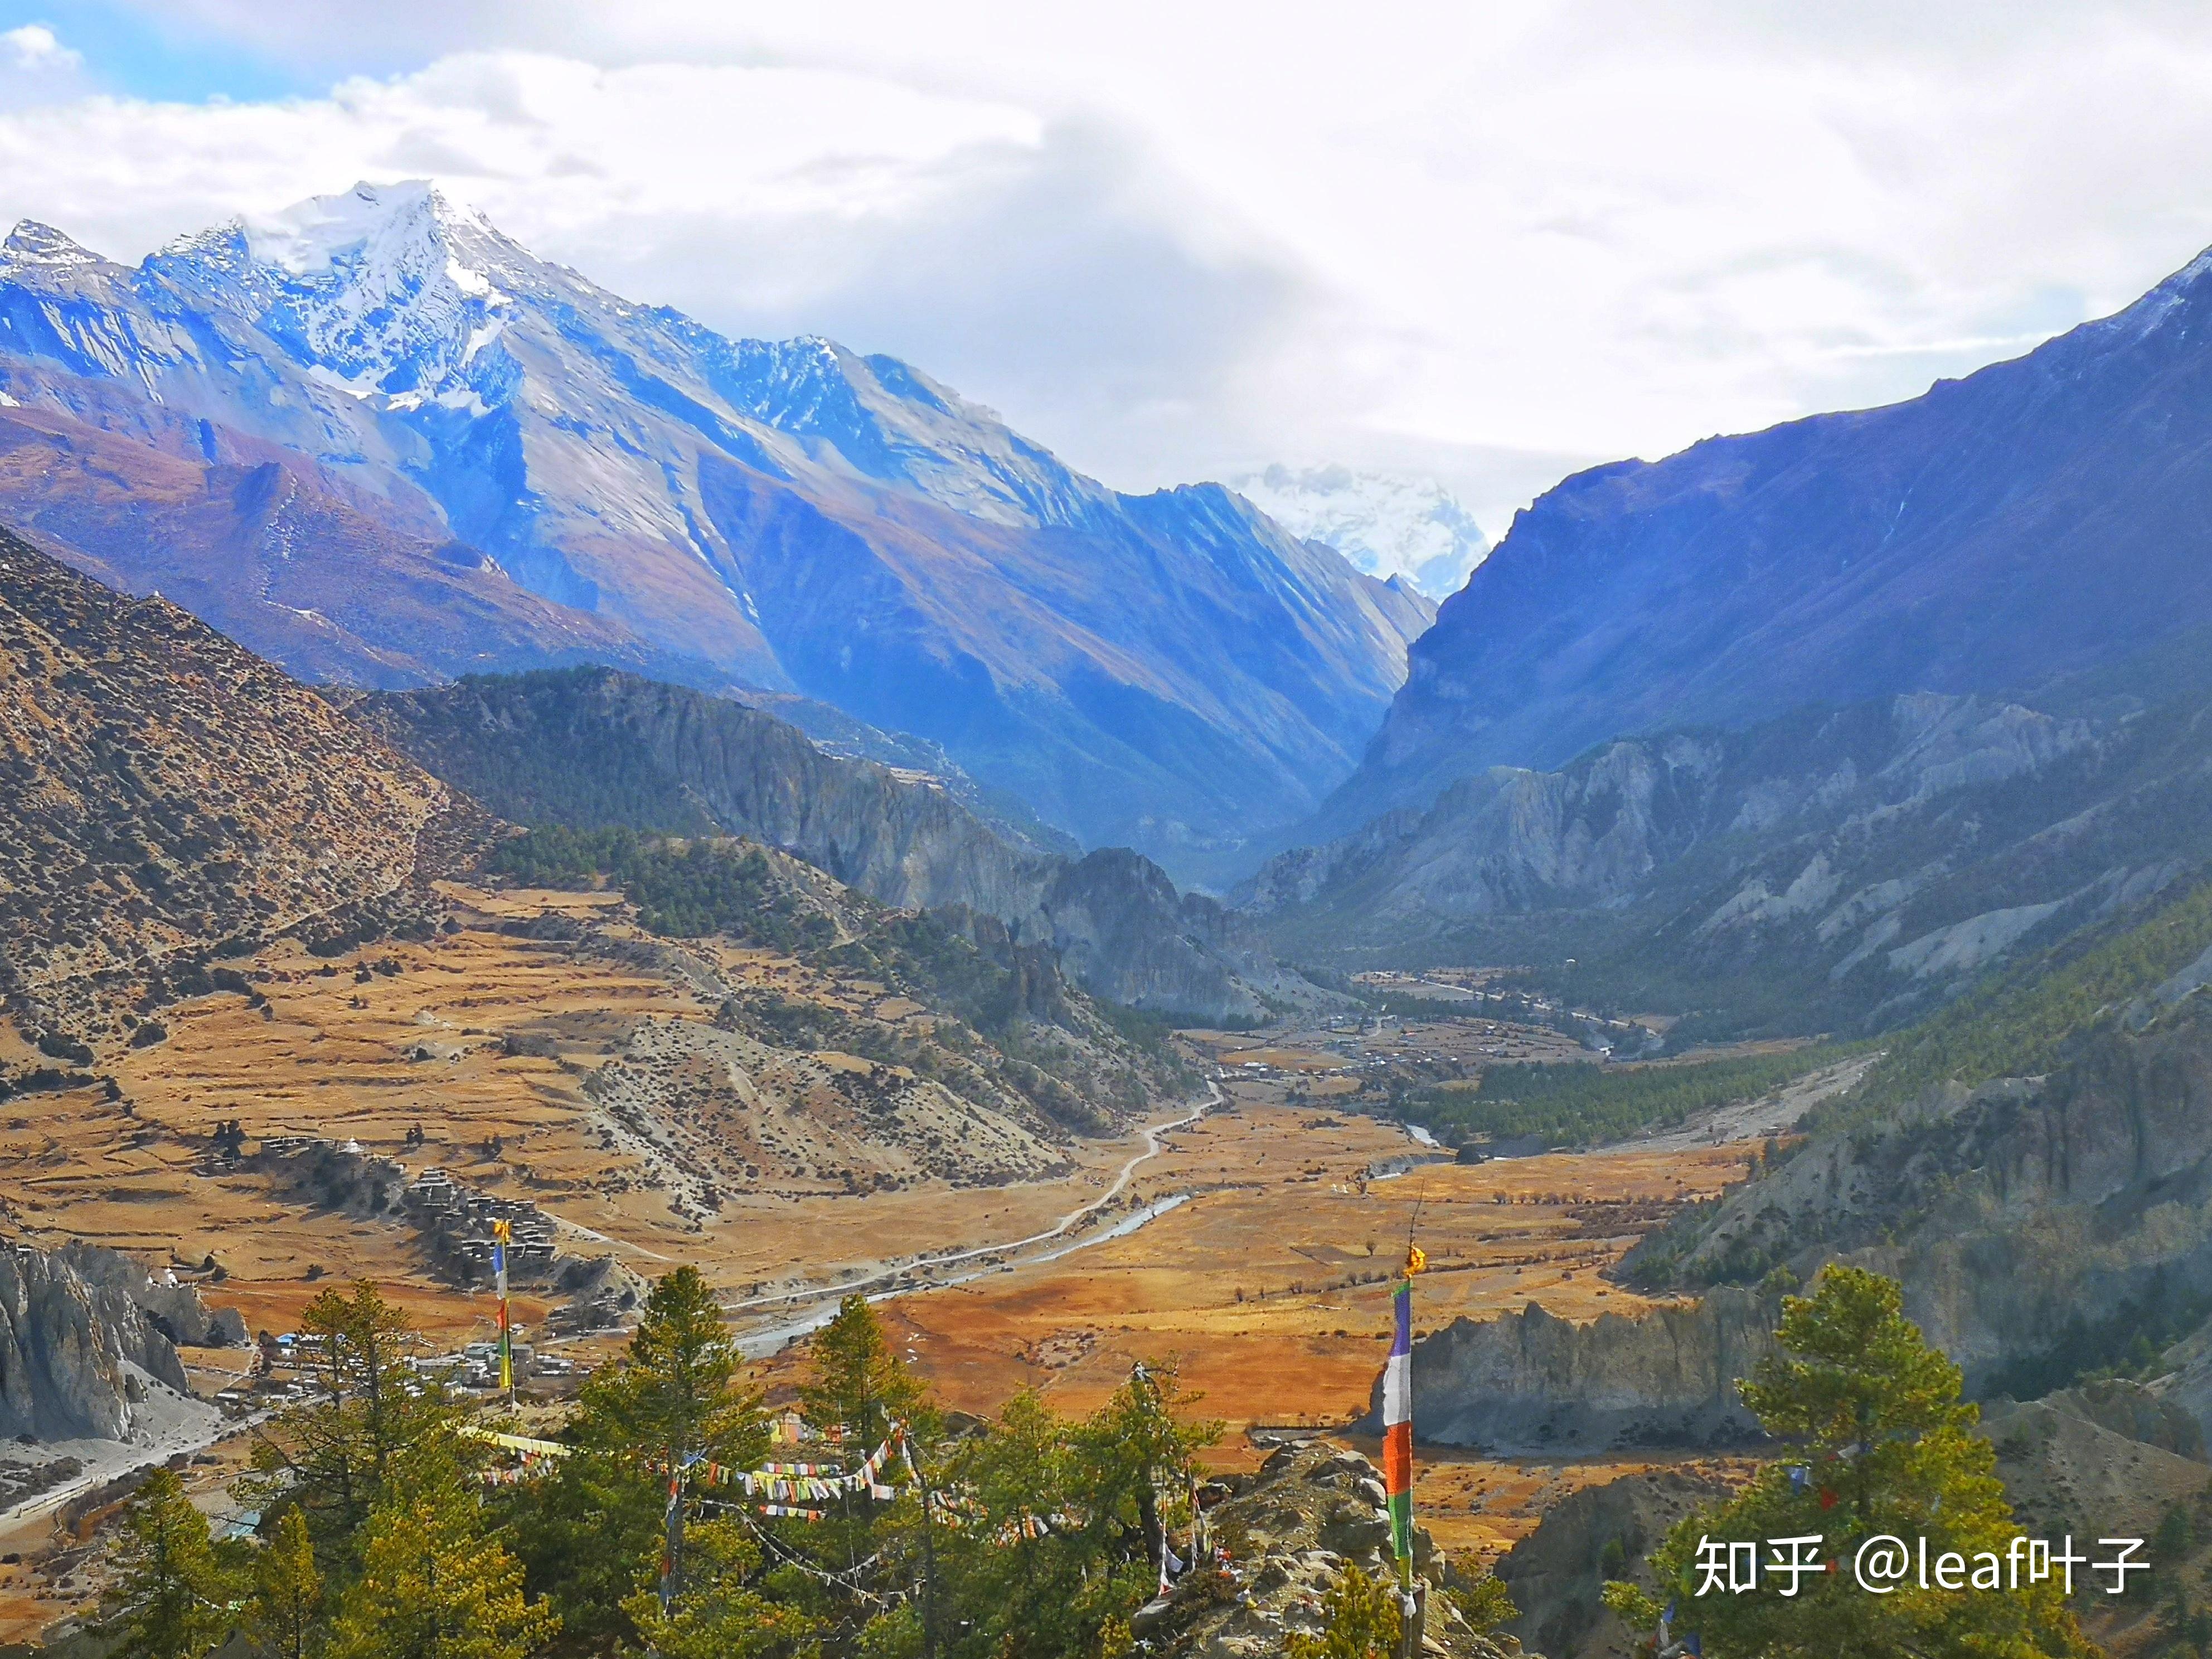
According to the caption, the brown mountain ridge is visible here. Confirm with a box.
[0,525,490,1051]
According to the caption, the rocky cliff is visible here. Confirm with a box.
[1250,672,2212,1037]
[1631,1004,2212,1399]
[0,527,489,1049]
[0,1243,232,1442]
[1358,1289,1778,1454]
[358,668,1320,1025]
[1250,693,2089,927]
[356,669,1038,915]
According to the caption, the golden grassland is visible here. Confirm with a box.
[0,890,1780,1623]
[828,1107,1747,1474]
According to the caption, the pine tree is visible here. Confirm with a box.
[1607,1265,2094,1659]
[1447,1572,1517,1636]
[930,1391,1109,1657]
[619,1519,816,1659]
[251,1280,454,1554]
[1068,1360,1219,1594]
[109,1468,239,1659]
[585,1266,761,1470]
[508,1266,764,1643]
[790,1293,937,1647]
[244,1509,323,1659]
[801,1294,929,1445]
[327,1474,557,1659]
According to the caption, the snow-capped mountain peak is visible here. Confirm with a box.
[0,186,1439,874]
[241,180,461,278]
[1,221,108,278]
[149,181,518,408]
[1230,464,1488,598]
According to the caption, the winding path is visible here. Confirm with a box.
[721,1083,1220,1348]
[539,1211,676,1265]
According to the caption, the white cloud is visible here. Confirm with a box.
[0,20,88,109]
[3,23,78,69]
[13,3,2212,530]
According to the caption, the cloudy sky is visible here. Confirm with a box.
[6,2,2212,533]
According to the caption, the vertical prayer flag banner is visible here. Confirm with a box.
[493,1218,513,1393]
[1382,1274,1415,1577]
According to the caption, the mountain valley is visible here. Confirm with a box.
[16,149,2212,1659]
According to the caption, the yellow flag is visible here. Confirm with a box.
[1406,1243,1428,1275]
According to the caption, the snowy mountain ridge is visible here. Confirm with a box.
[1230,463,1488,598]
[0,178,1433,875]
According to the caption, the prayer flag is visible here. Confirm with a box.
[493,1219,513,1393]
[1382,1275,1416,1576]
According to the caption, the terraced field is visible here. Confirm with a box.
[0,881,1195,1338]
[1,877,1784,1604]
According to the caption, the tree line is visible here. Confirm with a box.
[99,1262,2111,1659]
[99,1272,1217,1659]
[1400,1045,1851,1149]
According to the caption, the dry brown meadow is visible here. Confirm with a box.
[0,888,1768,1614]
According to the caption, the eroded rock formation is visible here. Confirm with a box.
[1359,1289,1778,1454]
[0,1242,229,1441]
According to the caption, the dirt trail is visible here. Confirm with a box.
[726,1084,1220,1352]
[1627,1052,1879,1151]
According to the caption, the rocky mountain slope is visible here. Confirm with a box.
[1384,901,2212,1484]
[357,668,1322,1024]
[0,183,1429,872]
[1149,1440,1511,1658]
[0,392,672,687]
[469,838,1180,1204]
[1321,236,2212,838]
[0,1242,236,1441]
[1250,659,2212,1035]
[1628,998,2212,1403]
[0,527,487,1050]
